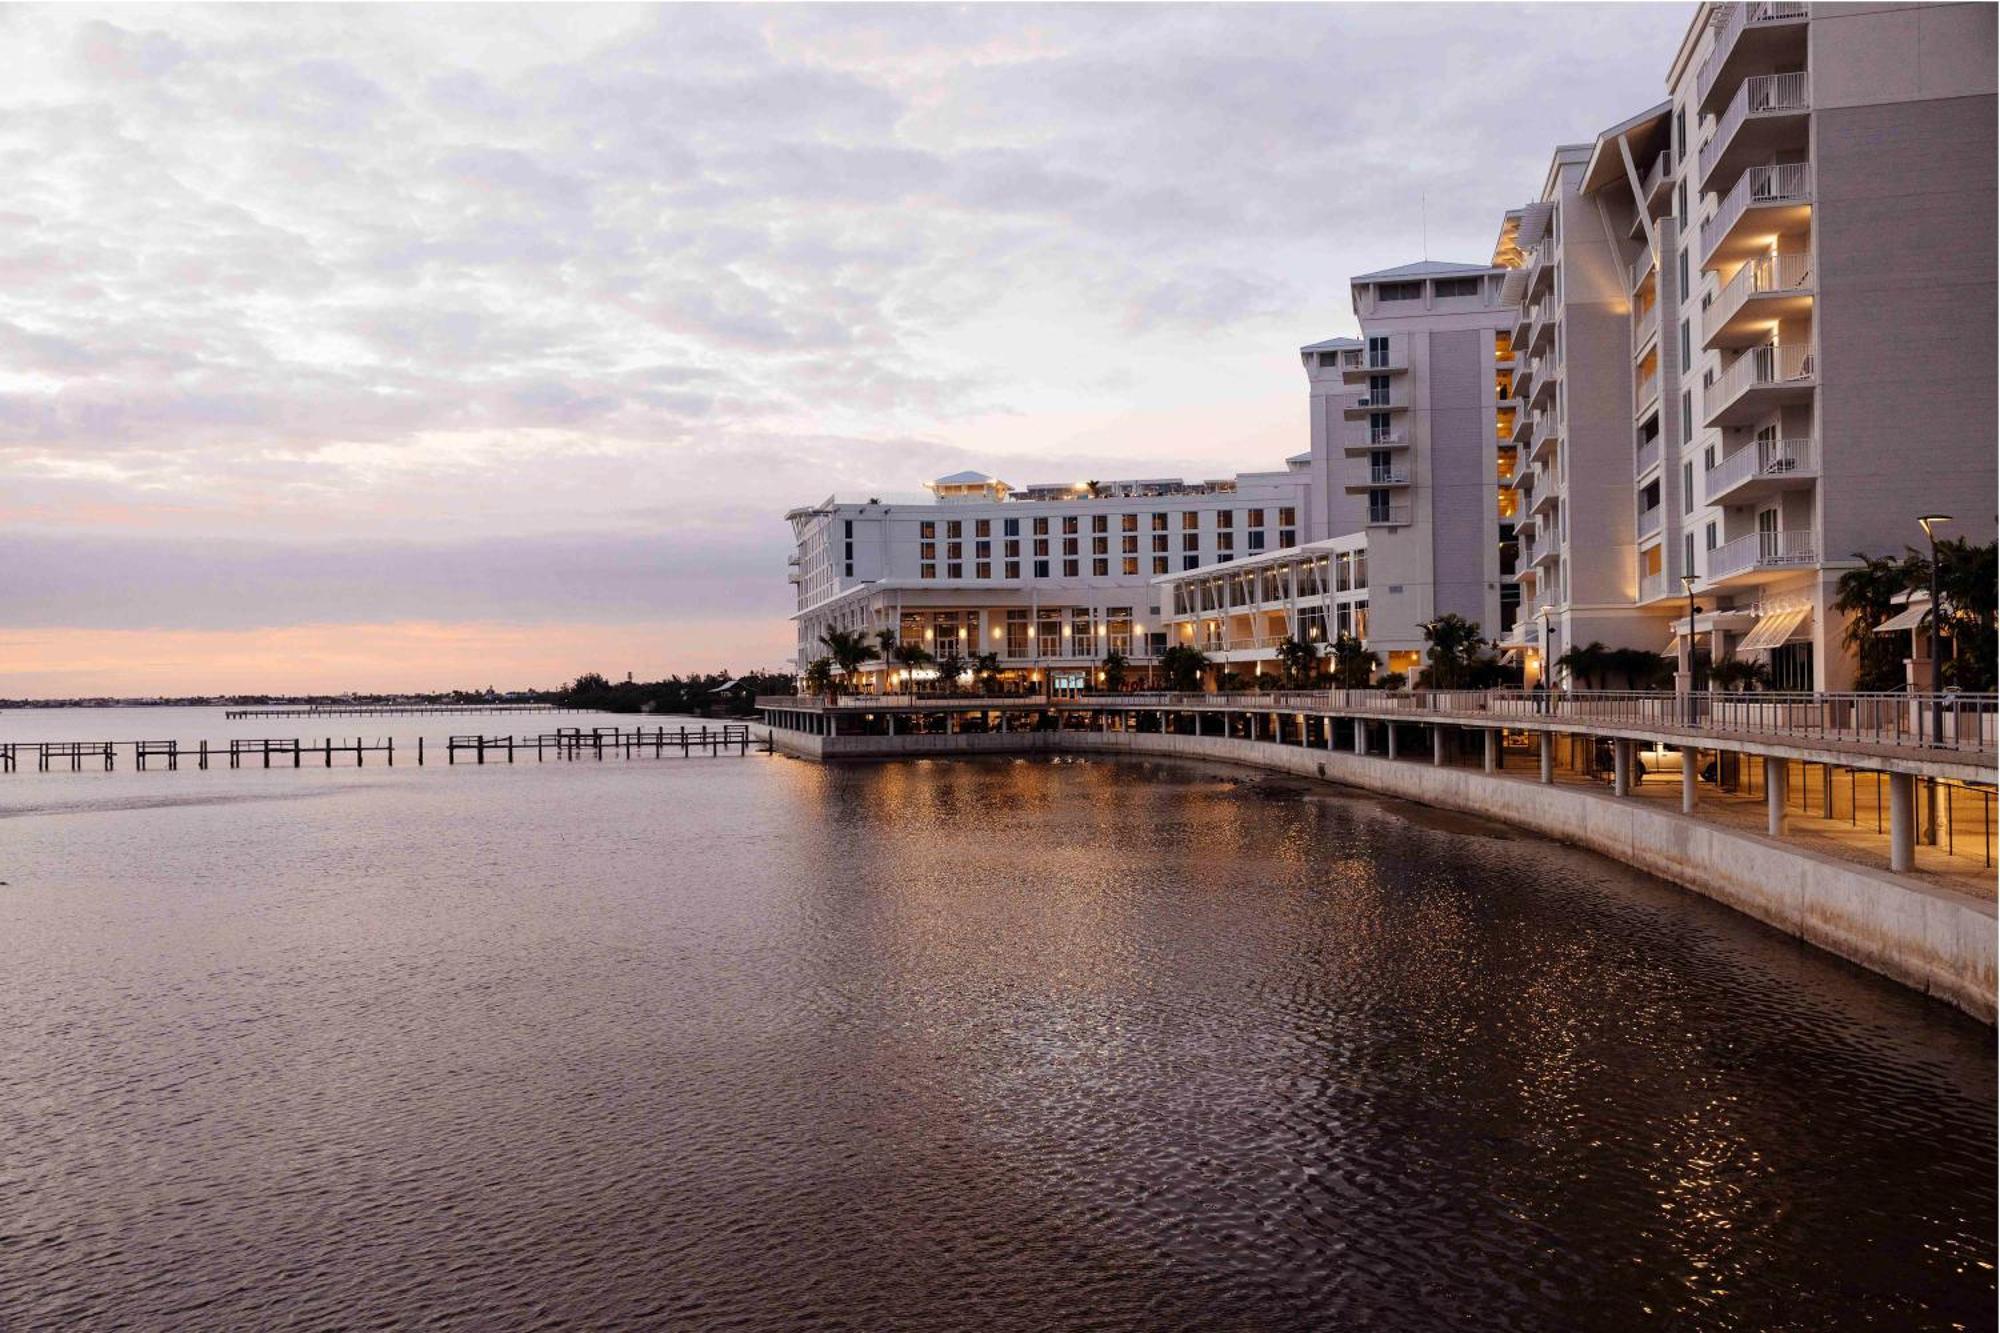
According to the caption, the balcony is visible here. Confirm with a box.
[1696,1,1811,116]
[1701,162,1814,269]
[1343,389,1409,417]
[1513,355,1537,401]
[1706,436,1818,505]
[1632,300,1659,356]
[1531,535,1562,569]
[1526,236,1556,298]
[1341,349,1408,382]
[1366,505,1414,528]
[1529,355,1560,407]
[1509,407,1534,446]
[1634,367,1660,418]
[1529,414,1562,465]
[1640,150,1674,220]
[1343,429,1408,455]
[1635,438,1663,478]
[1528,301,1557,352]
[1638,570,1673,604]
[1637,504,1664,541]
[1704,250,1813,349]
[1530,484,1560,519]
[1345,465,1412,492]
[1705,341,1817,428]
[1704,526,1819,585]
[1699,73,1812,190]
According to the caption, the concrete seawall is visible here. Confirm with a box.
[769,727,1997,1023]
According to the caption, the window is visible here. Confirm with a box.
[1248,531,1265,551]
[1062,516,1078,535]
[1003,518,1019,537]
[1092,536,1108,555]
[921,563,936,579]
[975,540,991,558]
[1005,560,1021,579]
[1702,444,1715,472]
[843,520,853,537]
[1378,280,1423,301]
[1705,521,1718,551]
[920,521,936,539]
[1679,319,1690,372]
[1677,248,1688,302]
[1433,276,1480,298]
[1217,532,1234,551]
[1033,538,1049,557]
[1366,334,1391,368]
[1183,555,1199,571]
[1182,532,1199,552]
[1033,559,1049,579]
[1683,532,1695,575]
[1091,514,1108,534]
[1676,180,1687,226]
[921,542,936,560]
[1152,534,1168,552]
[1093,557,1108,576]
[1151,512,1168,531]
[1121,513,1138,532]
[1369,412,1393,443]
[1062,538,1078,556]
[975,519,990,537]
[1033,517,1049,536]
[946,542,961,560]
[1006,610,1029,657]
[975,561,991,579]
[1279,507,1295,528]
[1246,509,1264,527]
[1182,512,1200,530]
[1681,391,1693,444]
[1280,528,1296,547]
[947,562,962,579]
[1673,107,1685,163]
[1122,557,1139,576]
[1367,374,1391,405]
[1216,510,1233,529]
[1121,535,1137,554]
[1004,539,1019,557]
[946,521,961,539]
[1153,556,1170,575]
[1063,559,1079,577]
[1682,462,1694,514]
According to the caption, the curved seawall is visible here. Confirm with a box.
[768,727,1997,1023]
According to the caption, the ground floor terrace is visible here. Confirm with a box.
[761,688,1997,1018]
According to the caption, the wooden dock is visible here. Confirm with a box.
[0,725,760,774]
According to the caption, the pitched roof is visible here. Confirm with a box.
[1299,335,1361,353]
[930,470,994,486]
[1350,258,1495,281]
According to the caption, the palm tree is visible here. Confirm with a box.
[1329,634,1377,689]
[883,635,933,691]
[1274,634,1324,689]
[1419,613,1488,689]
[1100,649,1128,692]
[1709,658,1772,692]
[1835,552,1920,692]
[816,628,878,697]
[933,647,967,694]
[1555,640,1612,690]
[802,657,836,701]
[1158,643,1209,691]
[1926,537,1998,691]
[973,652,1002,694]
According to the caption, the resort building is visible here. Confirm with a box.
[1497,0,1997,690]
[787,468,1311,689]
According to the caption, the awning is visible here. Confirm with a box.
[1874,603,1931,636]
[1739,606,1812,653]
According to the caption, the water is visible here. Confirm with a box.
[2,708,1993,1330]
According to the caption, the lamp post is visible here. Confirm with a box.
[1537,608,1553,708]
[1918,514,1951,746]
[1680,573,1702,727]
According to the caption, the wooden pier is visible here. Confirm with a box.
[0,725,759,775]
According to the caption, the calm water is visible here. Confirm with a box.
[1,708,1993,1330]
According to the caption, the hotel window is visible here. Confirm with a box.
[1677,248,1688,302]
[1673,107,1685,162]
[1038,614,1062,657]
[1091,514,1108,534]
[1248,530,1265,551]
[1152,556,1169,575]
[1034,538,1049,557]
[1063,558,1079,577]
[1006,611,1030,657]
[1279,527,1296,547]
[1183,555,1199,571]
[947,562,962,579]
[843,520,852,537]
[1702,444,1715,472]
[1367,374,1390,405]
[1121,513,1137,532]
[1063,538,1079,556]
[1151,512,1168,531]
[975,540,991,558]
[1005,560,1021,579]
[1279,507,1295,528]
[946,521,961,539]
[1678,319,1690,372]
[1033,559,1049,579]
[1681,391,1693,444]
[1246,509,1264,527]
[920,521,936,539]
[1003,517,1020,537]
[1366,334,1391,368]
[1705,522,1718,551]
[1378,280,1422,301]
[1683,532,1695,575]
[1369,412,1392,443]
[1071,609,1095,655]
[975,561,991,579]
[920,542,936,560]
[1063,516,1079,535]
[1216,510,1233,529]
[1092,536,1108,556]
[975,519,990,537]
[947,542,962,560]
[1215,552,1233,563]
[921,563,936,579]
[1093,557,1109,576]
[1152,534,1168,553]
[1004,539,1020,557]
[1122,557,1139,576]
[1182,511,1199,530]
[1682,462,1695,514]
[1182,532,1199,552]
[1676,181,1687,226]
[1033,517,1049,535]
[1217,532,1234,552]
[1121,535,1137,554]
[1433,277,1480,298]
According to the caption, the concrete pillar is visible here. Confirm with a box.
[886,713,896,736]
[1613,740,1632,797]
[1327,716,1338,750]
[1353,720,1367,756]
[1482,729,1498,773]
[1386,724,1398,761]
[1538,732,1553,785]
[1889,771,1917,873]
[1681,749,1696,813]
[1296,713,1307,748]
[1765,757,1788,837]
[1432,727,1447,766]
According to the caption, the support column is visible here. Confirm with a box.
[1888,772,1917,873]
[1613,739,1632,797]
[1765,757,1788,836]
[1386,724,1398,760]
[1432,727,1447,767]
[1538,732,1553,785]
[1482,729,1498,773]
[1681,749,1697,813]
[1353,720,1367,756]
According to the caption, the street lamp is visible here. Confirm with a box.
[1919,514,1951,745]
[1537,607,1553,701]
[1680,572,1702,727]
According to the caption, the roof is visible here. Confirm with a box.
[1299,335,1362,353]
[1580,100,1674,194]
[931,470,995,486]
[1350,259,1496,281]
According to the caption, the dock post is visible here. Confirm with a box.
[508,737,515,764]
[1888,771,1917,873]
[1538,732,1553,785]
[419,736,425,766]
[1613,739,1632,797]
[1681,749,1697,812]
[1765,757,1788,836]
[325,738,332,768]
[388,737,394,767]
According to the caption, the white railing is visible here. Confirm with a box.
[1639,570,1671,603]
[1636,438,1663,477]
[1369,426,1404,446]
[1702,73,1811,181]
[1703,162,1813,257]
[1707,250,1814,339]
[1709,526,1819,579]
[1632,300,1658,352]
[1637,504,1664,540]
[1697,1,1810,108]
[1707,436,1817,496]
[1712,341,1816,415]
[1635,367,1659,412]
[1368,466,1410,485]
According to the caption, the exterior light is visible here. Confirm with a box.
[1919,516,1951,745]
[1918,514,1951,541]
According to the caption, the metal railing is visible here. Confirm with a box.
[1636,438,1663,477]
[1711,341,1816,417]
[1697,1,1810,109]
[1639,149,1671,206]
[1707,250,1813,340]
[1639,570,1671,603]
[1701,72,1811,182]
[1632,299,1658,353]
[1637,505,1664,540]
[1368,465,1410,485]
[1708,526,1819,580]
[1703,161,1813,258]
[1706,436,1817,498]
[1635,367,1659,413]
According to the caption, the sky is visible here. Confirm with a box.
[0,2,1693,697]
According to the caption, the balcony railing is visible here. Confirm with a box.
[1635,367,1660,413]
[1635,438,1662,477]
[1696,1,1811,110]
[1707,436,1817,497]
[1706,250,1813,340]
[1368,466,1410,486]
[1708,527,1819,580]
[1637,504,1663,540]
[1702,162,1813,260]
[1701,73,1811,182]
[1639,149,1671,208]
[1366,505,1413,527]
[1632,300,1658,352]
[1711,341,1816,418]
[1639,570,1671,603]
